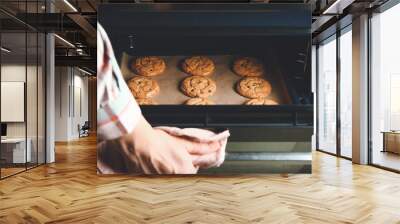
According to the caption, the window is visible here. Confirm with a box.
[0,1,47,179]
[317,35,337,154]
[339,27,352,158]
[370,3,400,171]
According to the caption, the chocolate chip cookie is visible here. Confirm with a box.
[233,57,264,77]
[133,56,166,76]
[182,56,215,76]
[244,98,278,105]
[236,77,272,99]
[180,76,216,98]
[185,97,215,105]
[128,76,160,98]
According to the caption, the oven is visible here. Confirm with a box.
[98,3,313,173]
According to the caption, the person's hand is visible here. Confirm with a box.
[151,128,221,173]
[99,115,220,174]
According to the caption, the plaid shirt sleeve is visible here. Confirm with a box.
[97,23,141,141]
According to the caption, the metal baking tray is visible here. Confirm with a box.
[120,53,292,105]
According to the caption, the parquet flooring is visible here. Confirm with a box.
[1,167,26,178]
[0,136,400,224]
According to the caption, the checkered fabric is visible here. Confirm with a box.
[97,23,141,141]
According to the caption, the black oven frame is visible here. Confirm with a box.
[141,105,313,128]
[98,3,314,120]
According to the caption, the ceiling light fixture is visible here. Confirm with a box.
[54,34,75,48]
[63,0,78,12]
[322,0,353,15]
[76,48,85,55]
[78,67,94,76]
[1,47,11,53]
[322,0,341,14]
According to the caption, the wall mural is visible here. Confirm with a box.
[97,3,313,175]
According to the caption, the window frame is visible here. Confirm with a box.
[315,23,353,161]
[367,0,400,173]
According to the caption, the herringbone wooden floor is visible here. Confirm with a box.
[1,136,400,224]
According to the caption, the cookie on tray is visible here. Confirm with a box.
[127,76,160,98]
[244,98,278,105]
[182,56,215,76]
[180,76,216,98]
[133,56,166,76]
[185,97,215,105]
[136,98,157,105]
[233,57,264,77]
[236,77,272,99]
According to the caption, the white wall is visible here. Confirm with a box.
[1,65,26,143]
[54,66,89,141]
[71,73,89,138]
[1,65,35,138]
[1,63,46,163]
[55,66,70,141]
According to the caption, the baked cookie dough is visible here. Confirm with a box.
[182,56,215,76]
[244,98,278,105]
[233,57,264,77]
[236,77,272,99]
[128,76,160,98]
[180,76,216,98]
[133,56,166,76]
[136,98,157,105]
[185,97,215,105]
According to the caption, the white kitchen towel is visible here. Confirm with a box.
[154,126,230,169]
